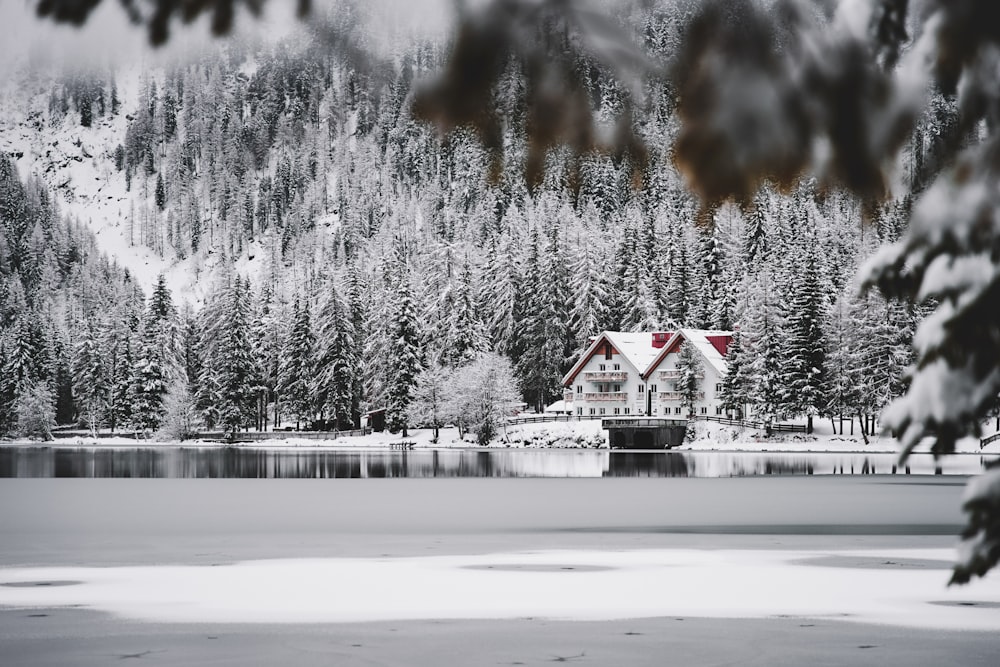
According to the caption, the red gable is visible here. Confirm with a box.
[706,335,732,357]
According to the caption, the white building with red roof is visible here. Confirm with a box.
[561,329,734,419]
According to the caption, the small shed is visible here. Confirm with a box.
[363,408,386,433]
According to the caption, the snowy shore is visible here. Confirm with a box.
[11,417,999,456]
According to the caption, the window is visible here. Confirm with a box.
[613,408,620,415]
[576,385,582,394]
[613,384,621,393]
[589,408,596,415]
[599,408,606,415]
[605,342,613,360]
[599,363,606,371]
[624,407,630,415]
[675,407,682,415]
[613,363,620,371]
[716,383,723,393]
[650,384,658,393]
[638,385,644,393]
[716,406,724,415]
[700,406,708,414]
[577,407,583,415]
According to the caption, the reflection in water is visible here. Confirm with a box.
[0,447,993,479]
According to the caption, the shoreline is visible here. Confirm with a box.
[0,439,995,456]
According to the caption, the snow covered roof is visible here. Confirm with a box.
[562,331,670,386]
[544,400,574,414]
[643,329,733,378]
[606,331,665,377]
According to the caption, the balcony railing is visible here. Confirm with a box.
[583,392,629,402]
[584,371,628,382]
[657,391,704,401]
[657,370,704,380]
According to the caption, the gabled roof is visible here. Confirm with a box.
[642,329,733,378]
[562,331,668,386]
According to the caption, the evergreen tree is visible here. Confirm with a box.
[71,319,108,433]
[217,276,257,435]
[129,330,169,433]
[719,329,750,419]
[155,173,166,210]
[280,299,316,428]
[385,277,422,436]
[778,245,828,433]
[675,340,704,417]
[315,285,358,429]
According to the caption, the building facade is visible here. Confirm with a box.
[561,329,733,419]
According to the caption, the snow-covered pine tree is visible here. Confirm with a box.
[665,221,690,326]
[675,340,703,418]
[280,298,316,429]
[481,233,521,356]
[778,243,828,433]
[442,260,486,367]
[71,318,108,434]
[130,331,169,434]
[719,328,750,419]
[744,269,784,427]
[218,276,257,436]
[315,283,358,429]
[568,233,609,350]
[385,276,422,436]
[823,292,864,436]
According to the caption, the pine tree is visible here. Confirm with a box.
[569,236,609,350]
[823,293,864,435]
[71,319,108,433]
[315,285,358,429]
[105,327,134,432]
[719,329,751,419]
[675,340,704,418]
[442,261,485,367]
[385,277,422,436]
[155,173,166,210]
[217,276,257,435]
[130,332,168,433]
[280,298,316,428]
[778,245,828,433]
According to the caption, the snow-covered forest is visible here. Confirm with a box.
[0,2,941,440]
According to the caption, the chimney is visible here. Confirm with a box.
[651,331,673,349]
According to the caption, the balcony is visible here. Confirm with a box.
[583,392,629,402]
[584,371,628,382]
[658,370,703,381]
[563,391,574,403]
[657,391,704,402]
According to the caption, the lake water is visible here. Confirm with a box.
[0,446,992,478]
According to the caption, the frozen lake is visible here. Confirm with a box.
[1,475,998,665]
[0,446,993,478]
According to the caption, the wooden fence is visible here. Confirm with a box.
[506,414,605,425]
[692,415,809,433]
